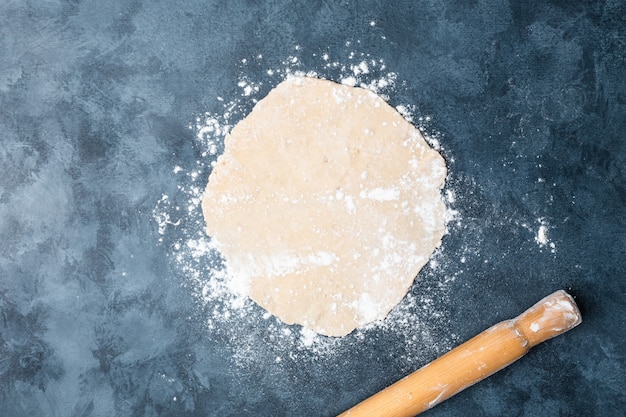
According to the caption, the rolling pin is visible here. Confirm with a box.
[337,290,582,417]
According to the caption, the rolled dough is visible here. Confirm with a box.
[202,76,447,337]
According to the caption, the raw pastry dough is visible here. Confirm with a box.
[202,77,446,337]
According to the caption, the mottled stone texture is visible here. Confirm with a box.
[1,1,624,416]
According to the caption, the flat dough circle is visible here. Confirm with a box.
[202,77,447,337]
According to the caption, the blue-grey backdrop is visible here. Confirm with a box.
[1,1,624,416]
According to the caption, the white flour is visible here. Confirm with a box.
[150,48,461,369]
[534,219,556,252]
[151,43,557,371]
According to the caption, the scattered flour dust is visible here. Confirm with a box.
[151,46,561,372]
[151,47,462,369]
[522,217,556,253]
[153,45,572,372]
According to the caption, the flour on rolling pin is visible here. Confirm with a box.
[516,291,582,345]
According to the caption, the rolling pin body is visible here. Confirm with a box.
[338,290,582,417]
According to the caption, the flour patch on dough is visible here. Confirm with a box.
[202,76,447,337]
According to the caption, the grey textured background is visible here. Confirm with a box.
[1,1,625,416]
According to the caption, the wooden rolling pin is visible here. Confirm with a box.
[338,290,582,417]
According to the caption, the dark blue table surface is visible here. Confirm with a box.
[1,1,625,416]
